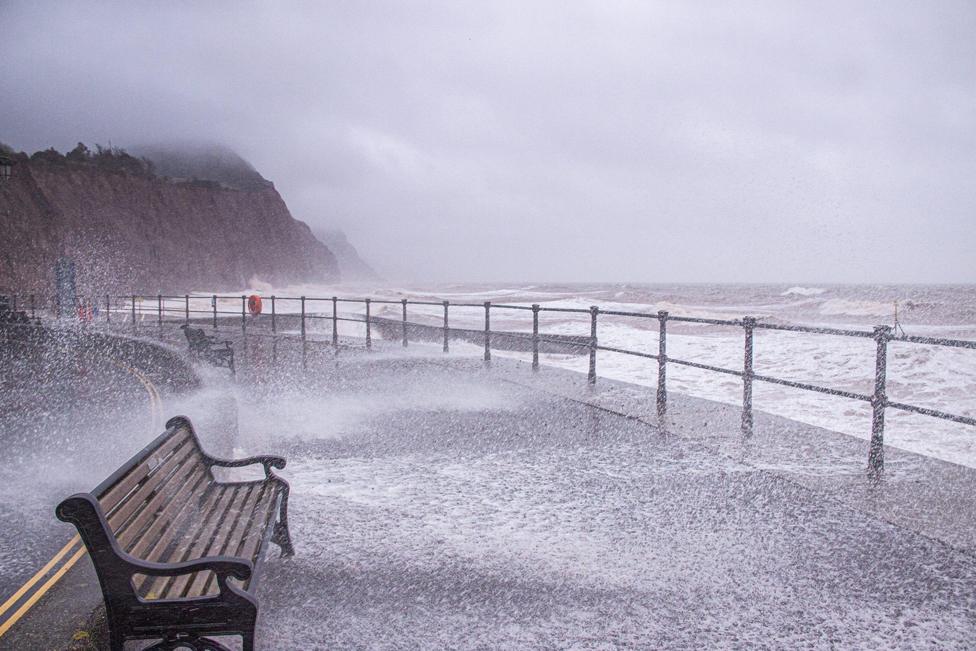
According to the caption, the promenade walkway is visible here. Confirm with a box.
[1,323,974,648]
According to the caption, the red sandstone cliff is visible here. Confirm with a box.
[0,149,339,294]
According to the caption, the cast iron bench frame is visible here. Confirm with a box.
[180,325,235,374]
[56,416,294,651]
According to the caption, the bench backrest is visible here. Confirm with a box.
[182,326,209,346]
[95,419,212,540]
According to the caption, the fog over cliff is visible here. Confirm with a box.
[1,1,974,283]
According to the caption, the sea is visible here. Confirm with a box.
[213,282,976,468]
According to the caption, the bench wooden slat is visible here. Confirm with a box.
[132,474,216,565]
[161,486,242,599]
[138,483,226,598]
[118,465,210,554]
[106,444,201,535]
[185,484,263,597]
[226,488,279,593]
[99,429,193,511]
[129,473,214,600]
[199,483,269,596]
[233,486,279,565]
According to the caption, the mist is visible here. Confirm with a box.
[1,1,973,283]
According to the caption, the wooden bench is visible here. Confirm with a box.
[56,416,294,651]
[180,325,235,374]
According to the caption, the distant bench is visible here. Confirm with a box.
[56,416,294,651]
[181,324,235,374]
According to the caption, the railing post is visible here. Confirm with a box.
[868,325,892,476]
[270,295,276,333]
[531,304,540,371]
[241,295,247,332]
[398,299,407,347]
[104,294,109,324]
[442,300,449,352]
[332,296,339,347]
[657,310,668,417]
[484,301,491,362]
[212,294,218,329]
[741,316,756,437]
[131,295,137,329]
[157,294,162,326]
[184,294,189,326]
[588,306,598,384]
[300,296,307,370]
[365,299,372,350]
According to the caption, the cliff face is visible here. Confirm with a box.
[0,152,339,294]
[316,229,382,281]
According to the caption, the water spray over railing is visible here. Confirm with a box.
[9,291,976,475]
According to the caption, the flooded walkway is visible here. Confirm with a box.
[237,354,976,649]
[2,326,975,648]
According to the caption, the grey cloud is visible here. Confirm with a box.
[1,0,973,283]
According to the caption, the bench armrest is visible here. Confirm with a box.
[205,454,286,478]
[128,555,253,584]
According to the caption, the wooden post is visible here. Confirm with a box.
[741,316,756,437]
[365,299,372,350]
[868,325,892,476]
[532,304,540,371]
[442,300,449,352]
[401,299,408,347]
[657,310,668,417]
[588,306,598,384]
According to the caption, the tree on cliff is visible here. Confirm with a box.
[66,142,91,162]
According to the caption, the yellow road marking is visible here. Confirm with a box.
[109,358,164,430]
[0,356,163,639]
[0,536,80,620]
[0,547,87,638]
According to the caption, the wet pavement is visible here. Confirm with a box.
[242,355,976,649]
[1,322,974,649]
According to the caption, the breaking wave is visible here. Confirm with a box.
[781,286,826,296]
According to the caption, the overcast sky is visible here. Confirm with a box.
[1,1,973,283]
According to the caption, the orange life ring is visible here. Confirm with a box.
[247,294,262,315]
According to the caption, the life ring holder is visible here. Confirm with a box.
[247,294,263,315]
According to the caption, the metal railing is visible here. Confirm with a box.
[10,291,976,475]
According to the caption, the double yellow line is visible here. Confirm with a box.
[0,358,163,640]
